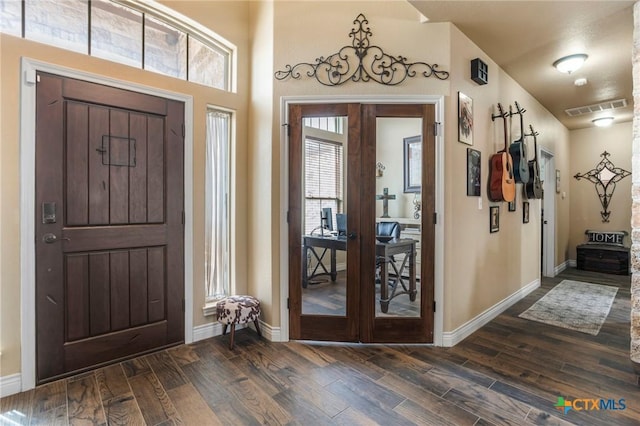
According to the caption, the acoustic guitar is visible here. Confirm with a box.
[488,103,516,202]
[525,124,543,199]
[509,102,530,184]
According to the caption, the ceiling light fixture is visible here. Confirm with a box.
[553,54,588,74]
[592,117,614,127]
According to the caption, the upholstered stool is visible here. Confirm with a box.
[216,295,261,349]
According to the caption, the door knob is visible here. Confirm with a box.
[348,232,357,240]
[42,233,70,243]
[43,233,57,243]
[543,220,548,224]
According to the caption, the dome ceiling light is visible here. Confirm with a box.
[553,54,588,74]
[592,117,614,127]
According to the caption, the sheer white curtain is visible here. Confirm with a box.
[205,110,230,300]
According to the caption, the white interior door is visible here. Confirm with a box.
[540,149,555,277]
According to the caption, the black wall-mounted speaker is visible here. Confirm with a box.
[471,58,488,85]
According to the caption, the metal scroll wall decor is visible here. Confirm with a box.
[573,151,630,222]
[274,13,450,86]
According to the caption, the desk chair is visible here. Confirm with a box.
[375,221,401,282]
[376,222,401,241]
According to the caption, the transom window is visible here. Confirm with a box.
[0,0,234,91]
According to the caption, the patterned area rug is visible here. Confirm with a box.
[519,280,618,335]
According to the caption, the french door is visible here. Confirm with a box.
[288,102,435,343]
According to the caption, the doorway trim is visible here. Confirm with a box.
[278,95,445,345]
[540,148,556,277]
[19,57,194,391]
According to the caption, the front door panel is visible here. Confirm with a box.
[35,73,184,383]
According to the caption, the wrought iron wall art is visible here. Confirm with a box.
[274,14,450,86]
[573,151,630,222]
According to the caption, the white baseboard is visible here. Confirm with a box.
[556,260,571,274]
[0,373,22,398]
[441,278,540,347]
[192,320,280,343]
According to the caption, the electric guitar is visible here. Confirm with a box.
[488,103,516,202]
[525,124,543,199]
[509,102,530,184]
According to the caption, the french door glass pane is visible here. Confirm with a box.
[144,15,187,79]
[374,117,422,318]
[91,0,142,68]
[302,116,348,316]
[25,0,88,53]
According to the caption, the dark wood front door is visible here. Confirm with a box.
[35,72,185,383]
[288,102,435,343]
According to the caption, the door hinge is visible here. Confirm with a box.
[283,123,290,136]
[182,123,185,138]
[433,212,437,225]
[433,122,441,136]
[433,300,436,312]
[182,211,185,224]
[182,298,185,313]
[287,298,290,310]
[287,211,290,223]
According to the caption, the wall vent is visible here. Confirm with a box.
[565,99,627,117]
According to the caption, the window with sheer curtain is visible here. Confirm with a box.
[205,109,231,301]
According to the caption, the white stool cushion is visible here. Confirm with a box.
[216,295,260,325]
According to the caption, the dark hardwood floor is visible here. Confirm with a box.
[2,268,637,425]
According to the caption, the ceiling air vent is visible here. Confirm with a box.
[565,99,627,117]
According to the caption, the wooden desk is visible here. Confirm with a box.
[302,235,417,313]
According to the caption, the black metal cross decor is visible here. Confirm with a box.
[573,151,630,222]
[274,14,450,86]
[376,187,396,218]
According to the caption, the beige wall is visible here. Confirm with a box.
[265,1,571,333]
[569,122,633,258]
[248,1,276,322]
[444,26,571,331]
[267,1,451,327]
[0,1,250,377]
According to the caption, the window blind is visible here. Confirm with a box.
[304,138,343,235]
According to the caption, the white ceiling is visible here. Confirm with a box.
[408,1,635,130]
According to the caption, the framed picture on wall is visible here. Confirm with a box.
[490,206,499,233]
[403,135,421,193]
[458,92,473,145]
[466,148,481,196]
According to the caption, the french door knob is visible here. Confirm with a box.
[348,232,357,240]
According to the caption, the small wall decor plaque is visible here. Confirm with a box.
[490,206,500,233]
[458,92,473,145]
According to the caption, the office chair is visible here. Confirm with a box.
[376,221,401,241]
[375,221,401,283]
